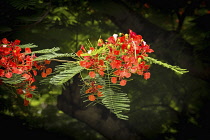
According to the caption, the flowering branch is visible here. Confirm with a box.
[0,29,188,120]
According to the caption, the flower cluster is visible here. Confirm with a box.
[0,38,52,106]
[76,30,154,101]
[85,80,103,101]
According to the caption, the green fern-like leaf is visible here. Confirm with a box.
[9,0,37,10]
[39,62,79,85]
[54,62,77,73]
[19,43,38,48]
[33,53,75,61]
[49,65,84,85]
[31,47,60,54]
[29,47,76,61]
[102,88,130,120]
[145,57,189,74]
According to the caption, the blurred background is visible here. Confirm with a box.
[0,0,210,140]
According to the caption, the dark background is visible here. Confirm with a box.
[0,0,210,140]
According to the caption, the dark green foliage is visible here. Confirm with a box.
[9,0,37,10]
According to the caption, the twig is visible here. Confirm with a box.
[50,58,76,63]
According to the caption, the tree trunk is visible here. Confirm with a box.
[57,76,145,140]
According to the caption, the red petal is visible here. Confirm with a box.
[25,48,31,53]
[46,68,52,75]
[14,39,21,45]
[16,89,23,94]
[24,99,30,106]
[2,38,9,44]
[33,70,37,76]
[25,93,33,98]
[5,72,12,78]
[76,50,83,56]
[144,72,151,80]
[41,72,47,78]
[97,92,103,97]
[44,60,51,64]
[22,73,30,79]
[88,95,96,101]
[107,36,115,44]
[89,71,96,78]
[98,70,104,77]
[114,50,120,55]
[0,69,5,77]
[120,79,127,86]
[111,77,117,84]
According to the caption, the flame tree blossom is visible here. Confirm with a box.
[76,29,155,101]
[0,29,188,112]
[0,38,52,106]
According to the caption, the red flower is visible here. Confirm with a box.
[137,70,143,75]
[120,79,127,86]
[46,68,52,75]
[110,60,122,69]
[13,39,20,45]
[16,89,24,94]
[0,69,4,77]
[22,73,31,79]
[76,50,83,56]
[130,67,138,73]
[1,38,9,44]
[25,48,31,53]
[41,72,47,78]
[80,60,92,68]
[12,68,23,74]
[12,46,21,56]
[5,72,12,78]
[129,29,137,38]
[114,50,120,55]
[24,99,30,106]
[97,91,103,97]
[98,70,104,77]
[0,38,54,106]
[89,71,96,78]
[111,77,117,84]
[88,95,96,101]
[107,36,116,44]
[121,43,128,50]
[25,93,33,98]
[120,70,131,78]
[144,72,150,80]
[32,70,37,76]
[97,39,104,46]
[44,60,51,64]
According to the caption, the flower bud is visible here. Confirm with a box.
[138,57,142,63]
[127,44,131,49]
[125,34,128,39]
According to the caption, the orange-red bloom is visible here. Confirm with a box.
[89,71,96,78]
[0,38,52,106]
[111,77,117,84]
[120,79,127,86]
[88,95,96,101]
[144,72,150,80]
